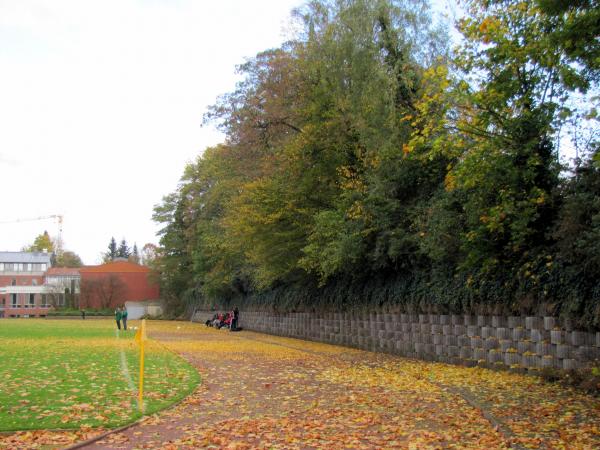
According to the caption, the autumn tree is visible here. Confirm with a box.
[80,275,126,309]
[54,251,83,268]
[23,231,54,253]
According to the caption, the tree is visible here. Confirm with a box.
[104,237,118,262]
[23,231,54,253]
[54,251,83,268]
[117,239,130,259]
[140,243,158,266]
[129,243,140,264]
[80,275,126,309]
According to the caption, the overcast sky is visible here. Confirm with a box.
[0,0,457,265]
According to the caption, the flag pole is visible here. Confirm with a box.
[138,319,146,411]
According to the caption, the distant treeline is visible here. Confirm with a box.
[152,1,600,328]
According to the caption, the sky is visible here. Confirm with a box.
[0,0,458,265]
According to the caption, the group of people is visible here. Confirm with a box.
[205,307,239,331]
[115,306,128,330]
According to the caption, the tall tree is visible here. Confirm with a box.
[104,237,118,262]
[129,243,140,264]
[117,239,130,259]
[23,231,54,253]
[54,251,83,268]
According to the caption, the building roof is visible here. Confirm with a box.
[79,261,152,274]
[0,251,52,264]
[46,267,81,276]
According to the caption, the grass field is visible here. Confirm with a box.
[0,319,200,432]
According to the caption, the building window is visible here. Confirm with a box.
[41,294,48,307]
[0,263,4,271]
[32,279,37,286]
[11,294,17,307]
[40,264,46,271]
[11,279,16,286]
[29,294,35,306]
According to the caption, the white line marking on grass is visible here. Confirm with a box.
[115,328,136,393]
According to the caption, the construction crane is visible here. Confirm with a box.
[0,214,64,251]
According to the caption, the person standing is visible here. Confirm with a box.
[122,306,128,331]
[231,306,239,331]
[81,309,86,320]
[115,307,122,330]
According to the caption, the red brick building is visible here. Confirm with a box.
[79,261,159,309]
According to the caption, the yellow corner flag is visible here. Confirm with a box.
[134,319,147,346]
[135,319,147,411]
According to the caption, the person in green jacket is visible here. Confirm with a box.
[115,307,122,330]
[122,306,128,330]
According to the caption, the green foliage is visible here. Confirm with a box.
[54,250,83,268]
[23,231,54,253]
[104,237,118,262]
[153,0,600,327]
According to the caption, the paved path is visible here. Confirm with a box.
[75,322,600,450]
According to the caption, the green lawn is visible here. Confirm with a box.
[0,319,200,432]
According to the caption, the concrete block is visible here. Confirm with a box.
[569,331,594,346]
[433,334,444,345]
[541,355,555,368]
[522,354,541,368]
[470,337,484,348]
[464,315,477,326]
[419,314,429,324]
[550,330,564,345]
[473,348,487,361]
[453,325,466,336]
[507,316,524,328]
[562,358,579,370]
[420,324,431,334]
[444,335,458,346]
[442,325,453,335]
[504,352,521,366]
[535,342,555,357]
[517,341,534,354]
[477,315,489,327]
[451,315,463,325]
[431,324,442,334]
[574,346,600,361]
[467,325,480,337]
[525,317,542,329]
[411,332,422,343]
[556,344,572,359]
[499,340,513,352]
[446,346,460,357]
[512,327,526,341]
[484,338,500,350]
[543,317,556,330]
[459,347,472,359]
[530,329,547,342]
[439,315,450,325]
[481,327,494,339]
[492,316,507,328]
[488,350,503,364]
[429,315,440,325]
[458,335,471,347]
[496,328,511,340]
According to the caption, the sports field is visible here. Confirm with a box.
[0,319,199,432]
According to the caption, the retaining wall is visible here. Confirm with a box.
[193,310,600,371]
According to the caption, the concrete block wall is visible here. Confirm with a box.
[193,310,600,371]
